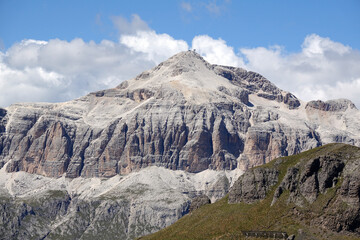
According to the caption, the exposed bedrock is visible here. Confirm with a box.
[1,51,359,178]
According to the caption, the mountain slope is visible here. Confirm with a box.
[141,143,360,240]
[0,51,359,178]
[0,51,360,239]
[0,164,242,240]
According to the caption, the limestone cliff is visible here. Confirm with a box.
[0,51,359,178]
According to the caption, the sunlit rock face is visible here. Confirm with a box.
[0,51,360,239]
[1,51,359,178]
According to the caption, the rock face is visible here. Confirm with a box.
[0,166,242,240]
[228,168,278,204]
[306,99,356,112]
[1,52,360,239]
[189,194,211,212]
[0,192,189,240]
[1,51,359,178]
[229,143,360,235]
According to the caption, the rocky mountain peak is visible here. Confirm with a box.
[111,50,247,105]
[164,50,209,67]
[1,52,359,179]
[112,50,300,108]
[1,51,359,240]
[130,50,212,84]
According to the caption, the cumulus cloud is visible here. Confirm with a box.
[190,34,360,107]
[302,34,350,56]
[240,34,360,107]
[0,38,156,107]
[192,35,244,67]
[1,12,359,110]
[120,31,188,63]
[0,15,190,107]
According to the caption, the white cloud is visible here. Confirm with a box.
[181,2,192,12]
[192,35,244,67]
[0,38,156,107]
[120,31,188,63]
[291,78,360,108]
[0,15,189,107]
[1,12,359,110]
[240,34,360,108]
[189,34,360,108]
[302,34,350,56]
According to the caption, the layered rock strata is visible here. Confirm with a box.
[229,143,360,234]
[0,51,359,178]
[0,165,241,240]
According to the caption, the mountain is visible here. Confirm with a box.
[141,143,360,240]
[0,51,359,178]
[0,51,359,239]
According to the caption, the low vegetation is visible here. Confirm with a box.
[140,144,360,240]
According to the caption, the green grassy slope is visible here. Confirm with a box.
[140,143,360,240]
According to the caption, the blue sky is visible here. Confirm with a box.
[0,0,360,107]
[1,0,359,51]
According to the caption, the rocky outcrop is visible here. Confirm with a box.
[0,191,71,239]
[1,51,360,178]
[229,143,360,235]
[306,99,357,112]
[0,165,241,240]
[213,65,300,109]
[272,154,345,205]
[0,192,190,240]
[189,194,211,212]
[228,168,279,204]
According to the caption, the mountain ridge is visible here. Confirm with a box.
[0,51,359,178]
[0,51,359,239]
[142,143,360,240]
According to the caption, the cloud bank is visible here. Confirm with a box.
[192,35,244,67]
[0,38,155,106]
[240,34,360,106]
[120,31,188,63]
[1,15,360,109]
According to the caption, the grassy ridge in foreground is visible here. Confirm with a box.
[139,143,360,240]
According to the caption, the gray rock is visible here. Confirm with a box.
[0,51,360,239]
[228,168,279,203]
[189,194,211,212]
[272,154,345,205]
[1,51,359,178]
[230,143,360,235]
[0,181,192,240]
[306,99,357,112]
